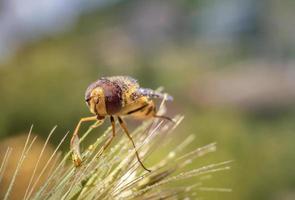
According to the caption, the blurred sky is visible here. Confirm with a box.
[1,0,294,61]
[0,0,121,60]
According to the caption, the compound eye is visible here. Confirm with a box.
[85,98,91,106]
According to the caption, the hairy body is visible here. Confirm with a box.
[71,76,172,171]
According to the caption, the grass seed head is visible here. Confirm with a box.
[1,113,231,200]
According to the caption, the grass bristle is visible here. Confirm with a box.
[1,105,231,199]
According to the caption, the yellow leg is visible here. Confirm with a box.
[70,116,100,167]
[96,116,116,158]
[71,116,98,145]
[118,116,151,172]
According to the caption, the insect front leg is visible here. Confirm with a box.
[70,116,100,167]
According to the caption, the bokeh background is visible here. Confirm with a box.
[0,0,295,199]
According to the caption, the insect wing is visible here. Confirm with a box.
[137,88,173,101]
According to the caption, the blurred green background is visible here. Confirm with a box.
[0,0,295,199]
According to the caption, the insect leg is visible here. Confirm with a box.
[71,116,99,167]
[150,101,175,123]
[117,116,151,172]
[97,116,116,158]
[153,114,175,123]
[126,103,149,115]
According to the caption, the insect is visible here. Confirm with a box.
[70,76,173,172]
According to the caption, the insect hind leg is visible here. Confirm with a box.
[144,101,174,123]
[126,99,174,123]
[153,114,174,123]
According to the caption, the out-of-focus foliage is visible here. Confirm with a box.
[0,0,295,200]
